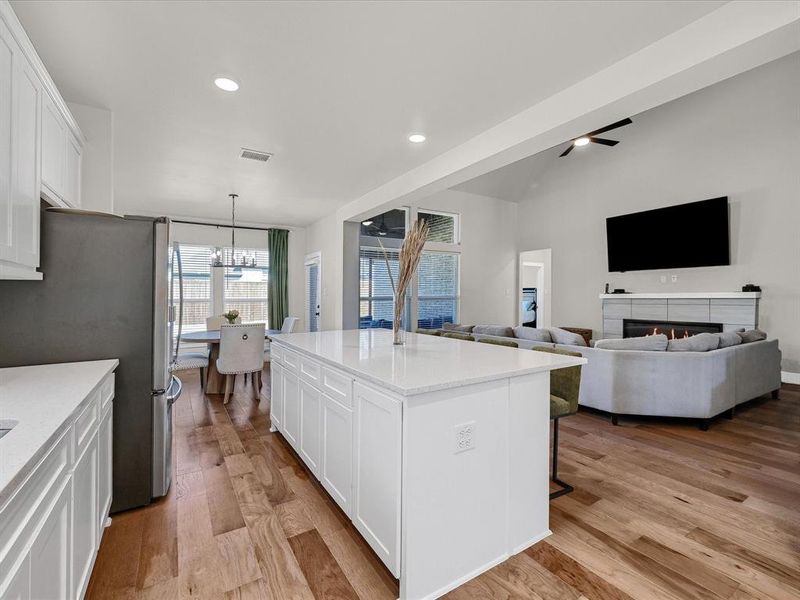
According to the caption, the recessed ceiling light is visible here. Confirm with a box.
[408,133,426,144]
[214,77,239,92]
[573,137,590,147]
[362,220,373,226]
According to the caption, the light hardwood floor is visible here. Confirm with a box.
[86,371,800,600]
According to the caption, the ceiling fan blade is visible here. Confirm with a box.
[591,137,619,146]
[585,117,632,138]
[559,144,574,157]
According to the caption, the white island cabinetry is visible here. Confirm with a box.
[270,329,584,600]
[0,360,117,600]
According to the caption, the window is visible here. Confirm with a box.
[417,251,459,329]
[360,208,407,240]
[418,210,458,244]
[359,246,409,329]
[223,247,269,327]
[172,244,213,352]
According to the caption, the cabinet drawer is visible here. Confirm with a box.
[283,348,299,371]
[74,392,99,456]
[270,343,283,363]
[300,356,321,384]
[100,373,115,410]
[321,367,353,408]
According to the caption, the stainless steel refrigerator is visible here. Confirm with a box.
[0,208,182,512]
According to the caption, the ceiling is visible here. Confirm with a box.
[12,0,724,226]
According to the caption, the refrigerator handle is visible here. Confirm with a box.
[173,243,184,362]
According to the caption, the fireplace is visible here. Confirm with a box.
[623,318,723,340]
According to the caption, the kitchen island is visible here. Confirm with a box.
[268,329,585,600]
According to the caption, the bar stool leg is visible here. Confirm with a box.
[550,418,574,500]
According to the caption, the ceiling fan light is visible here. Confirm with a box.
[362,220,373,226]
[574,137,591,147]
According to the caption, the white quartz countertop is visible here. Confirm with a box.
[0,359,118,504]
[271,329,586,396]
[599,292,760,299]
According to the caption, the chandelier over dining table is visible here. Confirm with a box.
[210,193,258,268]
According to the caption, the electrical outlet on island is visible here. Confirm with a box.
[454,421,476,454]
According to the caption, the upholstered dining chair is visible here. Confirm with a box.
[172,351,210,391]
[532,346,583,500]
[217,323,266,404]
[263,316,299,363]
[478,338,519,348]
[442,332,475,342]
[206,315,225,330]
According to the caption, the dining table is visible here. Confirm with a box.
[180,328,282,394]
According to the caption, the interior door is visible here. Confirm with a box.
[305,254,321,332]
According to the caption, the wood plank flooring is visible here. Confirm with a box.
[86,371,800,600]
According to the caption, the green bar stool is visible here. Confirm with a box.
[442,332,475,341]
[416,329,441,336]
[477,338,519,348]
[532,346,583,500]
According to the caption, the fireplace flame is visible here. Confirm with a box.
[642,326,695,339]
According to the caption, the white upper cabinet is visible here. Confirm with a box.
[0,0,83,280]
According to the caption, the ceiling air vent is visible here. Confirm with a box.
[239,148,273,162]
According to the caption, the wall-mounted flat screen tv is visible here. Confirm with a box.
[606,197,730,272]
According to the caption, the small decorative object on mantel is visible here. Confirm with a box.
[742,283,761,292]
[223,309,240,324]
[612,288,627,294]
[378,218,429,345]
[604,283,610,294]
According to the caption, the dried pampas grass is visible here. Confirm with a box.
[378,218,429,344]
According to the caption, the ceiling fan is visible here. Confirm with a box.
[363,213,405,236]
[559,118,633,157]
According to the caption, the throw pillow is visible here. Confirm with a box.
[716,331,742,348]
[442,323,474,333]
[473,325,514,337]
[667,332,720,352]
[549,327,588,347]
[594,334,668,351]
[737,329,767,343]
[512,326,553,343]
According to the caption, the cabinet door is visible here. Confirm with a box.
[0,555,29,600]
[64,134,80,207]
[283,370,300,450]
[299,380,322,476]
[12,57,40,267]
[270,362,283,430]
[72,433,98,600]
[322,392,353,516]
[353,382,401,576]
[30,481,71,600]
[41,94,65,200]
[0,18,15,262]
[98,405,113,539]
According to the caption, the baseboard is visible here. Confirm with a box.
[781,371,800,385]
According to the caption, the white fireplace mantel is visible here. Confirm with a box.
[599,292,761,300]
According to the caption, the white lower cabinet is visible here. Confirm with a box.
[299,381,322,476]
[270,362,283,429]
[321,392,353,517]
[283,369,300,450]
[353,382,402,577]
[0,368,115,600]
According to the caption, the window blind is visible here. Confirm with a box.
[359,246,409,329]
[419,211,457,244]
[173,244,213,352]
[417,251,459,329]
[223,247,270,327]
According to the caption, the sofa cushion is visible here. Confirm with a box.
[737,329,767,343]
[442,323,474,333]
[594,334,668,351]
[667,332,720,352]
[512,326,552,343]
[549,327,588,347]
[473,325,514,337]
[716,331,742,348]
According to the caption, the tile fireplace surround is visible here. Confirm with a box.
[600,292,760,339]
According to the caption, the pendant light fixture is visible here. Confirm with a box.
[210,193,257,268]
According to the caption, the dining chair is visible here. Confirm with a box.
[217,323,266,404]
[172,351,210,391]
[264,316,299,363]
[531,346,583,500]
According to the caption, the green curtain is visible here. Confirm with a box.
[268,228,289,329]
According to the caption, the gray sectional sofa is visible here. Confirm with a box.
[435,324,782,428]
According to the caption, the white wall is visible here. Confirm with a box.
[172,222,306,332]
[67,103,114,213]
[515,53,800,373]
[304,212,344,331]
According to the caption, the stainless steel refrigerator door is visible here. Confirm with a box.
[153,219,172,393]
[152,375,182,498]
